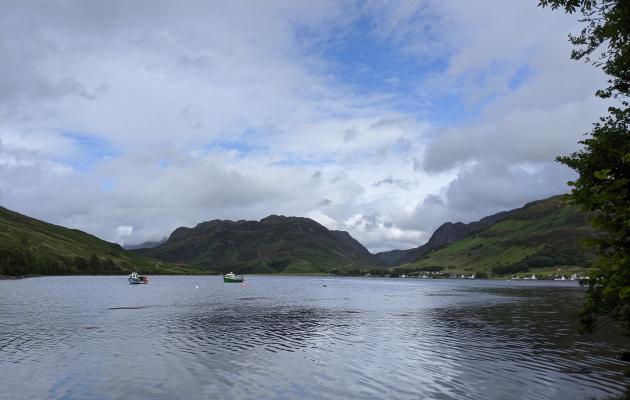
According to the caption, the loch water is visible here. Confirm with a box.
[1,276,629,399]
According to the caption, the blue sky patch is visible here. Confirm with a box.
[301,12,487,126]
[100,178,116,193]
[508,65,534,90]
[59,132,120,171]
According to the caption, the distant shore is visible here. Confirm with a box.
[0,275,25,280]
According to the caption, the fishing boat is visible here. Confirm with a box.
[128,271,148,284]
[223,272,244,283]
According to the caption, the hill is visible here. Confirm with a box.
[376,210,510,266]
[1,195,596,277]
[134,215,380,273]
[0,206,203,276]
[397,196,596,276]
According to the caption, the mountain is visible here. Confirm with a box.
[397,195,596,276]
[134,215,380,273]
[376,210,511,266]
[0,206,203,276]
[1,194,595,277]
[123,237,167,250]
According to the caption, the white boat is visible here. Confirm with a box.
[128,271,148,284]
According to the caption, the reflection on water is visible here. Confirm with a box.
[0,276,628,399]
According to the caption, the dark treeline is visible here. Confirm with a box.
[330,266,450,278]
[0,244,124,276]
[491,245,592,275]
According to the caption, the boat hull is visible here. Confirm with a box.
[223,277,243,283]
[128,277,148,284]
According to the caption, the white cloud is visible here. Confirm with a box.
[0,0,606,252]
[304,210,338,230]
[115,225,134,245]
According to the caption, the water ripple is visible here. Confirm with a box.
[1,276,628,399]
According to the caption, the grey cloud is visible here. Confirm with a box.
[373,176,411,189]
[368,117,413,131]
[342,128,358,143]
[445,162,573,213]
[423,96,605,173]
[348,214,380,231]
[0,152,311,244]
[400,161,575,236]
[423,194,443,205]
[412,156,422,172]
[398,192,449,233]
[319,198,333,206]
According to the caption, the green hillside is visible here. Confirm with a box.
[0,195,596,277]
[0,206,203,276]
[135,215,381,273]
[376,209,510,266]
[399,196,596,277]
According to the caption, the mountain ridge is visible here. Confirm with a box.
[398,195,596,276]
[134,214,381,273]
[0,194,595,277]
[376,209,512,266]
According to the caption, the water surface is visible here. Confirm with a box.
[1,276,628,399]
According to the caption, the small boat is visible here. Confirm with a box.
[128,271,148,284]
[224,272,244,283]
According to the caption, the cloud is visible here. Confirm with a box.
[115,225,134,245]
[304,210,338,230]
[423,97,605,173]
[0,0,607,252]
[373,176,411,190]
[382,0,607,238]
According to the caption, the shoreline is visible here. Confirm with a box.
[0,273,587,282]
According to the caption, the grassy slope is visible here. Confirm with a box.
[0,206,203,276]
[402,196,596,276]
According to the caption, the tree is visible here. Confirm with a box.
[89,254,102,272]
[539,0,630,333]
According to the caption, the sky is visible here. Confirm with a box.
[0,0,607,252]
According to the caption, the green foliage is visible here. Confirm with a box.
[492,263,529,276]
[540,0,630,334]
[0,206,204,276]
[539,0,629,100]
